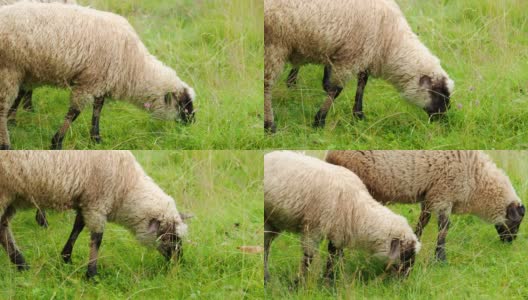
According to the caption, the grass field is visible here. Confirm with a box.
[265,151,528,299]
[8,0,263,150]
[0,151,264,299]
[264,0,528,149]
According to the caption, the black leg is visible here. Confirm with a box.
[322,65,332,93]
[286,68,300,88]
[415,203,431,239]
[21,91,33,111]
[61,213,85,263]
[324,241,343,281]
[51,106,80,150]
[35,209,48,228]
[313,85,343,128]
[86,232,103,279]
[0,206,28,270]
[90,96,105,144]
[353,71,368,119]
[7,92,24,124]
[435,212,450,262]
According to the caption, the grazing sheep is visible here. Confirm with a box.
[0,3,195,150]
[326,150,525,262]
[0,151,189,278]
[264,0,454,132]
[264,151,420,284]
[0,0,77,124]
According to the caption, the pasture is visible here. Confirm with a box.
[265,151,528,299]
[264,0,528,149]
[0,151,264,299]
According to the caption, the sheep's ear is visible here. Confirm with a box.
[507,203,523,222]
[148,219,161,234]
[180,212,194,220]
[388,238,401,261]
[419,75,432,89]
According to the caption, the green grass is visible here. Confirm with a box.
[265,151,528,299]
[0,151,264,299]
[9,0,263,150]
[264,0,528,149]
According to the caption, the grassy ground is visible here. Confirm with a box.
[9,0,263,150]
[264,0,528,149]
[265,151,528,299]
[0,151,263,299]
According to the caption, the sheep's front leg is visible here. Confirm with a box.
[313,85,343,128]
[51,106,81,150]
[0,206,28,270]
[353,71,368,120]
[324,241,343,282]
[264,223,279,285]
[87,231,103,278]
[8,90,33,125]
[294,235,318,286]
[61,213,85,263]
[435,211,450,262]
[286,67,300,88]
[35,209,48,228]
[90,96,105,144]
[414,202,432,239]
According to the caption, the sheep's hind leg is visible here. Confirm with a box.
[90,96,105,144]
[286,67,300,88]
[51,106,81,150]
[86,231,103,279]
[35,209,48,228]
[0,206,28,270]
[353,71,368,120]
[324,241,343,282]
[21,90,33,111]
[264,223,279,285]
[61,212,85,263]
[435,211,450,262]
[314,65,349,128]
[414,202,432,239]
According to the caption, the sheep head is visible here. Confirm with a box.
[495,202,525,243]
[386,238,420,278]
[402,73,453,120]
[147,213,191,261]
[146,87,196,124]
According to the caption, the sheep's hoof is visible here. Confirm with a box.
[16,264,30,271]
[0,144,10,150]
[91,135,102,144]
[435,252,447,263]
[353,111,365,120]
[62,254,72,264]
[264,121,276,134]
[50,136,63,150]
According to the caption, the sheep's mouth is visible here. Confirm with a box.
[158,237,183,261]
[495,223,520,243]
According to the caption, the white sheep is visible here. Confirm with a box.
[326,150,526,261]
[264,0,454,132]
[264,151,420,284]
[0,150,190,278]
[0,2,196,150]
[0,0,77,124]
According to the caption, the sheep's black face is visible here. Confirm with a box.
[157,226,183,261]
[388,239,417,278]
[420,75,451,120]
[148,219,184,261]
[496,203,525,242]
